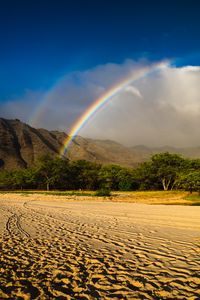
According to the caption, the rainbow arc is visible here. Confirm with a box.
[59,61,169,156]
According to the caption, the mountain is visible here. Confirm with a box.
[0,118,200,170]
[130,145,200,161]
[0,118,67,170]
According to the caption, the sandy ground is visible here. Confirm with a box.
[0,194,200,299]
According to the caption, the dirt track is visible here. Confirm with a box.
[1,194,200,299]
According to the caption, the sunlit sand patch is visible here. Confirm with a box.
[0,193,200,299]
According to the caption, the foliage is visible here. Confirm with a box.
[117,168,139,191]
[35,155,70,190]
[185,194,200,204]
[0,171,14,189]
[135,153,186,191]
[98,164,122,190]
[70,160,101,190]
[150,152,186,190]
[94,188,111,197]
[0,152,200,193]
[176,171,200,194]
[134,161,161,190]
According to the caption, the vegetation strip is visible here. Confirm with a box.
[0,153,199,198]
[1,190,200,206]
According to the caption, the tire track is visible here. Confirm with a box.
[23,199,198,266]
[5,208,30,238]
[1,198,200,299]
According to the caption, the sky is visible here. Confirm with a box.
[1,0,200,147]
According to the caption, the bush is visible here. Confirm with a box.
[95,188,111,197]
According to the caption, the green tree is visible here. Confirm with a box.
[176,171,200,194]
[0,171,13,189]
[134,161,161,190]
[183,158,200,172]
[12,169,28,190]
[70,160,101,190]
[117,168,139,191]
[51,157,71,190]
[135,153,186,191]
[98,164,123,190]
[151,153,185,190]
[35,155,70,190]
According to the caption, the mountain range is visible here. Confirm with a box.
[0,118,200,170]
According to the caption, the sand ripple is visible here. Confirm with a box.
[0,196,200,299]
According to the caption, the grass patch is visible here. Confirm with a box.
[184,194,200,205]
[1,190,200,205]
[0,190,94,197]
[113,190,200,205]
[114,190,186,198]
[94,188,111,197]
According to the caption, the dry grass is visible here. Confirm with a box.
[1,190,200,205]
[112,191,200,205]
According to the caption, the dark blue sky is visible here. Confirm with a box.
[1,0,200,101]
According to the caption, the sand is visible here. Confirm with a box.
[0,194,200,299]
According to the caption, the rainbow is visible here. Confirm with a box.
[60,61,169,156]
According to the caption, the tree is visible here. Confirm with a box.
[98,164,122,190]
[70,160,101,190]
[35,155,70,190]
[135,153,186,191]
[151,153,186,190]
[134,161,161,190]
[12,169,28,190]
[176,171,200,194]
[0,171,13,190]
[51,157,71,190]
[117,168,139,191]
[183,158,200,172]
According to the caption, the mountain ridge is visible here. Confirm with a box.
[0,118,200,170]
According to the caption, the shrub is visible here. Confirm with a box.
[95,188,111,197]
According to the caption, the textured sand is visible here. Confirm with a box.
[0,194,200,299]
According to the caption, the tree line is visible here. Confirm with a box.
[0,153,199,193]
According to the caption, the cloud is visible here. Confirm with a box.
[84,64,200,147]
[123,85,142,98]
[1,59,200,147]
[0,90,44,123]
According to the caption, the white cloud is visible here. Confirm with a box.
[180,66,200,72]
[1,59,200,147]
[123,85,142,98]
